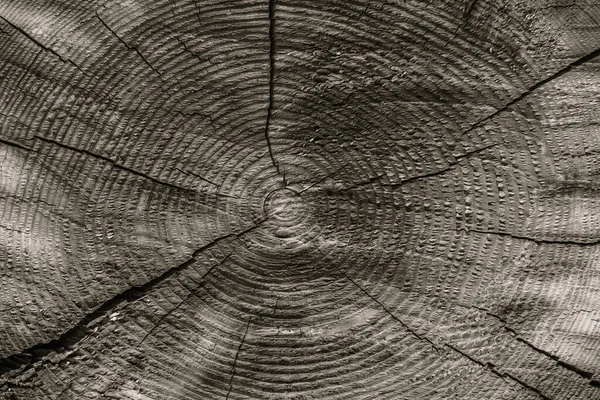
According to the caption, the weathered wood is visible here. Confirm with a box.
[0,0,599,398]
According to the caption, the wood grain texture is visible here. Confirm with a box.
[0,0,599,399]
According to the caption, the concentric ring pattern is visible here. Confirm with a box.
[1,0,600,399]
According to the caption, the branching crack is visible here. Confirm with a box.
[461,46,600,137]
[193,0,203,31]
[0,220,266,382]
[265,0,282,182]
[174,35,205,64]
[225,319,251,400]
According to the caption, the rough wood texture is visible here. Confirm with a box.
[1,0,600,399]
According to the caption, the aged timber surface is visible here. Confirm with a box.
[0,0,600,399]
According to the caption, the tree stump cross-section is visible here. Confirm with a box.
[0,0,600,399]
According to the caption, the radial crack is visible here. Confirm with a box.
[464,227,600,247]
[136,253,233,347]
[340,143,500,191]
[0,16,86,74]
[463,0,479,24]
[5,49,42,106]
[445,344,503,378]
[475,306,597,380]
[34,135,196,194]
[225,319,251,400]
[56,378,76,400]
[175,167,220,187]
[265,0,282,181]
[95,13,165,82]
[0,220,266,381]
[319,247,441,352]
[0,137,33,152]
[445,344,553,400]
[461,46,600,137]
[504,373,554,400]
[345,274,440,350]
[298,163,351,194]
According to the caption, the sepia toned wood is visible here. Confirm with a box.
[0,0,599,398]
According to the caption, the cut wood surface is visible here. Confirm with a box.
[0,0,600,399]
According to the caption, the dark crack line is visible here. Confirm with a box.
[473,306,597,381]
[461,46,600,137]
[463,0,479,24]
[469,305,519,335]
[463,227,600,247]
[445,344,553,400]
[382,168,452,189]
[341,270,440,351]
[341,143,500,191]
[97,11,194,111]
[282,167,288,188]
[355,0,371,20]
[0,137,33,152]
[174,35,206,65]
[34,135,196,194]
[445,344,503,378]
[174,167,220,187]
[344,173,387,191]
[0,16,86,74]
[298,162,351,194]
[265,0,282,181]
[504,373,554,400]
[385,142,501,189]
[454,142,500,160]
[0,220,266,381]
[6,59,121,112]
[95,13,165,82]
[5,49,42,106]
[2,136,233,199]
[193,0,203,32]
[542,4,600,26]
[315,245,441,352]
[136,253,233,347]
[556,360,596,381]
[0,224,23,234]
[55,378,76,400]
[225,319,251,400]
